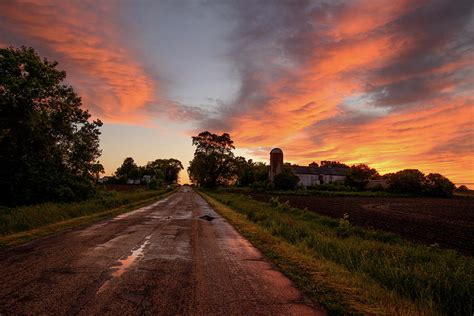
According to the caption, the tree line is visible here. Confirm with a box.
[109,157,183,187]
[188,131,456,196]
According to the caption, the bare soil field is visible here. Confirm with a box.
[250,193,474,255]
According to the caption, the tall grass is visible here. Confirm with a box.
[206,191,473,315]
[0,189,167,235]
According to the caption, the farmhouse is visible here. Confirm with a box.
[269,148,349,187]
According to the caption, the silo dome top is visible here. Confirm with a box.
[270,148,283,154]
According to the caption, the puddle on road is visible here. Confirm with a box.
[199,214,216,221]
[96,234,152,294]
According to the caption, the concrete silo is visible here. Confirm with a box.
[269,148,284,181]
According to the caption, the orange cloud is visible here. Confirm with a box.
[218,0,473,184]
[0,1,155,124]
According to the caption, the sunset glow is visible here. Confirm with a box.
[1,0,472,185]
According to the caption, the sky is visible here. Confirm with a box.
[1,0,473,185]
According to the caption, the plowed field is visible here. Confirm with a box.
[250,193,474,255]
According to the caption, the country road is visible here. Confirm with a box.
[0,187,324,315]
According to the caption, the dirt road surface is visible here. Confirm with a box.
[0,187,324,315]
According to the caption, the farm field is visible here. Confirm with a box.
[250,193,474,255]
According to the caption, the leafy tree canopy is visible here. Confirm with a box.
[346,164,379,189]
[113,157,183,184]
[115,157,139,181]
[386,169,425,195]
[234,157,269,187]
[424,173,455,197]
[145,158,183,184]
[188,131,236,188]
[320,160,349,168]
[0,46,103,205]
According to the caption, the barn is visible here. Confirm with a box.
[268,148,349,187]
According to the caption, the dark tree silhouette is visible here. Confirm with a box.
[0,46,103,205]
[188,131,236,187]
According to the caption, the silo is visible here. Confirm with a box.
[269,148,284,181]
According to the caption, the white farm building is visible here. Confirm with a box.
[268,148,349,187]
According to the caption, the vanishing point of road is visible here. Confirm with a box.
[0,187,325,315]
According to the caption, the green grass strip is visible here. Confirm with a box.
[199,190,473,315]
[0,189,175,247]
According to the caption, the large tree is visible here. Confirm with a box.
[345,164,379,190]
[0,46,103,205]
[387,169,426,194]
[188,131,236,187]
[234,157,269,187]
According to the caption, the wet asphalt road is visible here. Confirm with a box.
[0,187,325,315]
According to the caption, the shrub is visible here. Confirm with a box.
[148,179,158,190]
[274,171,300,190]
[387,169,425,194]
[251,180,268,192]
[424,173,455,197]
[456,185,470,192]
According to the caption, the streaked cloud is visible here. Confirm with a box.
[1,0,472,183]
[1,0,156,123]
[201,0,474,183]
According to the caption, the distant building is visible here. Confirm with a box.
[268,148,349,187]
[290,165,348,186]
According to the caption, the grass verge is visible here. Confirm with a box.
[0,188,175,247]
[198,190,473,315]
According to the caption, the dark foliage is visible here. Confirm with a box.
[424,173,455,197]
[113,157,183,185]
[0,47,103,205]
[387,169,455,196]
[234,156,269,187]
[274,169,300,190]
[188,131,236,188]
[345,164,379,190]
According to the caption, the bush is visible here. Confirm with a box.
[388,169,455,197]
[274,171,300,190]
[424,173,455,197]
[251,180,268,192]
[387,169,425,194]
[456,185,470,192]
[148,179,158,190]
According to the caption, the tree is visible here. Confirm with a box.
[188,131,236,187]
[274,169,300,190]
[346,164,379,190]
[320,161,349,168]
[456,185,470,192]
[387,169,425,194]
[114,157,139,182]
[146,159,183,184]
[233,157,269,187]
[0,46,103,205]
[424,173,455,197]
